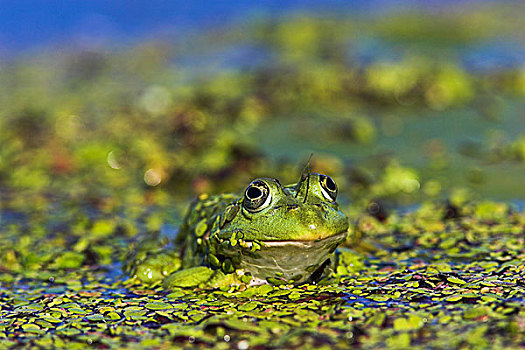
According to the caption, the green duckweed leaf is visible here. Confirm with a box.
[447,276,467,285]
[144,302,173,310]
[238,301,258,311]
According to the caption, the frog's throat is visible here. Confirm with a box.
[227,231,347,284]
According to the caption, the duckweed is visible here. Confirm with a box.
[0,200,523,349]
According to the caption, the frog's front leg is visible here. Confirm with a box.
[307,248,364,285]
[124,231,181,284]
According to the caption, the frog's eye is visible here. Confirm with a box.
[243,180,271,212]
[319,175,337,201]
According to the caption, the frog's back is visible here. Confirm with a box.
[177,193,238,267]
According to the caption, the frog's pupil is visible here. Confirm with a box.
[247,186,262,199]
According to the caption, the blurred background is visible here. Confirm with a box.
[1,0,525,219]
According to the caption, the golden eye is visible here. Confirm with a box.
[243,180,271,212]
[319,175,337,201]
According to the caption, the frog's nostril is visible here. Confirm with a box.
[314,203,328,212]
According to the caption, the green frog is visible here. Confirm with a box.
[125,171,352,288]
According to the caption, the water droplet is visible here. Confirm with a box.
[144,169,162,186]
[107,151,121,169]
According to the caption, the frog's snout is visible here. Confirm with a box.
[285,203,328,212]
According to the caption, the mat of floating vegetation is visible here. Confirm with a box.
[0,201,523,349]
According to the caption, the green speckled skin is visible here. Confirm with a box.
[126,172,349,287]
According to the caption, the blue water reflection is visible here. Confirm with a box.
[2,0,517,57]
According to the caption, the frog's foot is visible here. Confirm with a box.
[163,267,242,289]
[130,253,181,284]
[163,266,215,288]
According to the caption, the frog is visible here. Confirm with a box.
[125,171,352,288]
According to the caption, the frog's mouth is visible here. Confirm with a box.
[220,231,347,284]
[245,231,346,248]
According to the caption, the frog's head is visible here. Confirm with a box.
[212,173,349,284]
[220,173,349,242]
